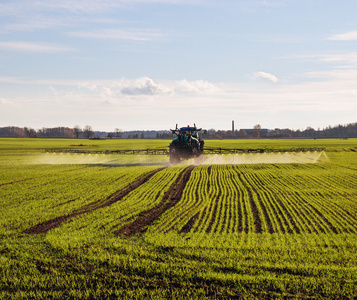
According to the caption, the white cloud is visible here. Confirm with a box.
[0,0,197,16]
[328,31,357,41]
[176,79,221,94]
[0,0,122,15]
[2,16,69,32]
[0,41,74,53]
[0,77,221,97]
[100,87,113,99]
[318,52,357,65]
[69,28,163,41]
[253,71,279,83]
[258,1,287,7]
[40,0,186,12]
[0,98,13,105]
[0,77,85,86]
[291,52,357,69]
[79,82,98,91]
[36,0,122,13]
[49,86,58,96]
[120,77,171,95]
[77,77,222,98]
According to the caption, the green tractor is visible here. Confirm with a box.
[169,124,205,164]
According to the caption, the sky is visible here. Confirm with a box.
[0,0,357,131]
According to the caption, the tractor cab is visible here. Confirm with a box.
[169,124,205,164]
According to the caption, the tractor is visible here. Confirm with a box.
[169,124,205,164]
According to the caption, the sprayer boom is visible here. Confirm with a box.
[45,147,325,155]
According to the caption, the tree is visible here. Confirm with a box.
[304,126,315,137]
[24,127,36,138]
[238,129,247,138]
[0,126,25,137]
[74,125,82,138]
[253,124,261,138]
[114,128,122,138]
[83,125,94,138]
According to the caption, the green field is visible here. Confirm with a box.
[1,138,356,299]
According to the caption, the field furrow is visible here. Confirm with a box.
[115,165,195,237]
[148,166,205,233]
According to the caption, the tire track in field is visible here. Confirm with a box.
[180,212,200,233]
[115,165,195,237]
[24,167,166,235]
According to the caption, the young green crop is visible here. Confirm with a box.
[1,138,357,299]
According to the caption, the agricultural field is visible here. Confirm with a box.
[0,138,356,299]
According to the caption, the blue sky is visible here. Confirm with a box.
[0,0,356,131]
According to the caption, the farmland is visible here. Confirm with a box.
[1,138,357,299]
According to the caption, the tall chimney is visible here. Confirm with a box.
[232,120,234,132]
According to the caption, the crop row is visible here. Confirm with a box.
[149,163,357,235]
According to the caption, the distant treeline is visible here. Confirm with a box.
[209,123,357,139]
[1,122,356,139]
